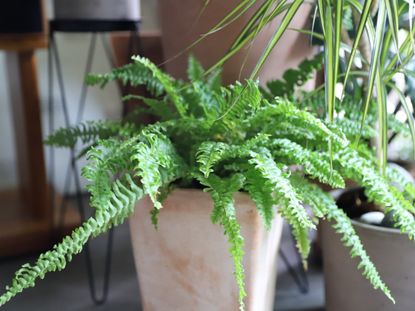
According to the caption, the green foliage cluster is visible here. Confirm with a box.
[212,0,415,172]
[263,53,412,145]
[1,56,415,309]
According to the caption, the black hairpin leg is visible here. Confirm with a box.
[48,30,114,305]
[279,229,309,294]
[96,29,144,310]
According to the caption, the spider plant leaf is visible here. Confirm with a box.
[334,0,343,94]
[323,1,336,123]
[376,70,388,174]
[230,0,278,50]
[208,1,290,75]
[356,0,387,152]
[203,0,257,36]
[385,0,402,62]
[289,28,324,41]
[387,82,415,159]
[250,0,304,79]
[380,27,393,67]
[317,0,326,37]
[385,21,415,81]
[343,0,374,89]
[162,0,257,66]
[409,0,415,49]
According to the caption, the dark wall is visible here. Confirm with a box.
[0,1,43,34]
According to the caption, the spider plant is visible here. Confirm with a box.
[206,0,415,172]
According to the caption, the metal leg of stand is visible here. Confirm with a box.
[56,32,97,232]
[100,29,145,311]
[97,30,144,310]
[48,31,114,305]
[279,228,309,294]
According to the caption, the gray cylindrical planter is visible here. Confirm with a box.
[53,0,140,20]
[321,219,415,311]
[130,189,283,311]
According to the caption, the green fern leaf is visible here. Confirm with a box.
[197,173,246,309]
[337,149,415,239]
[248,148,314,262]
[271,138,345,188]
[187,55,205,81]
[244,167,275,229]
[45,121,134,149]
[289,174,394,302]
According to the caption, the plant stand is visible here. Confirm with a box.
[48,19,141,306]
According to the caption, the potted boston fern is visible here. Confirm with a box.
[1,55,414,311]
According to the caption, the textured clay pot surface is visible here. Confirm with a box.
[321,219,415,311]
[158,0,316,84]
[130,189,283,311]
[53,0,140,20]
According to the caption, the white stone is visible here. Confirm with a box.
[359,211,385,225]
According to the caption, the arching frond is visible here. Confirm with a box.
[289,174,394,303]
[197,173,246,309]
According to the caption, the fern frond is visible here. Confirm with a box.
[197,142,231,177]
[82,138,136,211]
[249,99,347,147]
[196,134,270,178]
[248,148,314,262]
[334,117,376,140]
[215,80,261,133]
[386,165,415,207]
[132,126,187,226]
[0,126,188,305]
[0,172,144,307]
[86,59,164,97]
[187,55,205,82]
[123,94,177,121]
[289,174,394,302]
[243,167,275,229]
[189,81,222,122]
[337,149,415,239]
[132,56,188,118]
[45,121,133,148]
[197,173,246,309]
[271,138,345,188]
[87,56,188,118]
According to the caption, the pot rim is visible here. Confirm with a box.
[331,188,403,235]
[350,218,402,235]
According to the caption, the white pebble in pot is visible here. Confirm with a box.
[358,211,385,225]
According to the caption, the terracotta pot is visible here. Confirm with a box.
[129,189,283,311]
[53,0,140,21]
[321,219,415,311]
[158,0,316,84]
